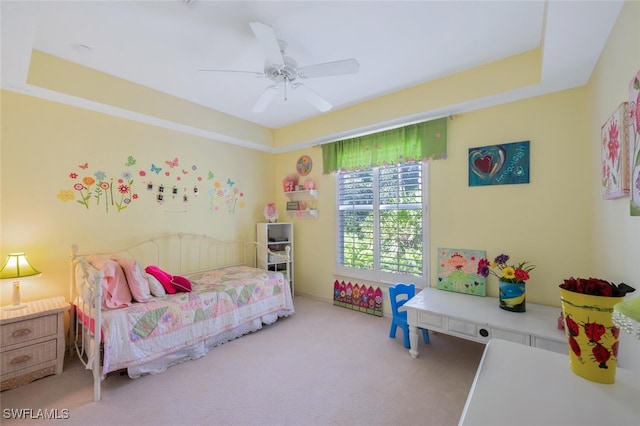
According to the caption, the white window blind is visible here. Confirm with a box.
[336,162,426,284]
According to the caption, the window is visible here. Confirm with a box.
[336,162,427,285]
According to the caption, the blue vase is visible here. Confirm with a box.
[499,280,526,312]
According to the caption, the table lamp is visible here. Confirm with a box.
[613,297,640,340]
[1,252,41,310]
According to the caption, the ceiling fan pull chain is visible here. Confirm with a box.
[284,76,288,101]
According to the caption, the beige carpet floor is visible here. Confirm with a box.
[0,295,484,426]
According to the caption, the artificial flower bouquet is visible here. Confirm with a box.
[477,253,535,283]
[559,277,635,297]
[559,277,635,383]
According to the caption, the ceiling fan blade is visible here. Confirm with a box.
[298,59,360,79]
[249,21,284,67]
[197,69,265,77]
[292,83,333,112]
[251,85,279,113]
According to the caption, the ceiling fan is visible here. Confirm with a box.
[198,22,360,113]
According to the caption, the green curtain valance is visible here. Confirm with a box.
[321,117,447,174]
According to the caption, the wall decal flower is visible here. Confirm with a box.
[57,159,137,213]
[209,179,245,213]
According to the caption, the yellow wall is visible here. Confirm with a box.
[27,50,274,149]
[274,49,542,147]
[279,87,591,309]
[587,0,640,371]
[275,0,640,369]
[0,91,276,303]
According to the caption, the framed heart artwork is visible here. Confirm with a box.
[468,140,530,186]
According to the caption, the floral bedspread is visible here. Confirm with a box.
[99,266,294,373]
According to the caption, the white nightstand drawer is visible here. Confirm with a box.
[0,339,57,375]
[0,297,69,391]
[0,314,58,347]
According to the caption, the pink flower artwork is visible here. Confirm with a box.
[629,70,640,215]
[601,102,629,199]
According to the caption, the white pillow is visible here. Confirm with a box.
[146,273,166,297]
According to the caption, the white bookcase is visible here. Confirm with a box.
[256,222,294,295]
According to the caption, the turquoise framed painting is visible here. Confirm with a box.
[469,140,530,186]
[437,248,486,296]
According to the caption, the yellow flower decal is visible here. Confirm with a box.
[57,190,75,201]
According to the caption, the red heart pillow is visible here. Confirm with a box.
[144,265,176,294]
[171,275,192,292]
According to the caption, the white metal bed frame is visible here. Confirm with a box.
[69,233,290,401]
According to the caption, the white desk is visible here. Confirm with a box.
[459,339,640,425]
[405,287,567,357]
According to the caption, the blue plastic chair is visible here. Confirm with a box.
[389,283,430,348]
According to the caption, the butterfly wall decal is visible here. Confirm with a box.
[227,178,235,186]
[165,158,179,168]
[151,164,162,174]
[125,155,136,167]
[79,162,89,169]
[208,171,214,180]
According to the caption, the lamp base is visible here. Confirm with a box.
[2,303,27,311]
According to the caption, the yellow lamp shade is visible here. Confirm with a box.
[0,253,41,279]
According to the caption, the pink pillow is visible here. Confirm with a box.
[112,255,152,302]
[171,275,192,292]
[88,255,132,309]
[145,265,176,294]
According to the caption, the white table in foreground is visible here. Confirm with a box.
[459,339,640,426]
[405,287,567,357]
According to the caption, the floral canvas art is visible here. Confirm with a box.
[437,248,486,296]
[601,102,629,199]
[629,70,640,215]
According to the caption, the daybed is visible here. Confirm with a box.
[69,233,294,401]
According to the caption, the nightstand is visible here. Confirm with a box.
[1,296,69,391]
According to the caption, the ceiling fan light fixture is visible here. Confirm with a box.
[204,21,356,114]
